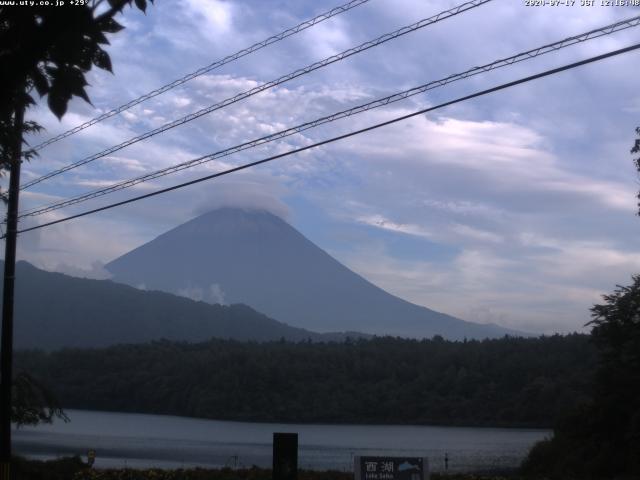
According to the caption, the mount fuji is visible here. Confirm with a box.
[106,208,522,340]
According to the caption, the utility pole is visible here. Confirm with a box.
[0,103,24,480]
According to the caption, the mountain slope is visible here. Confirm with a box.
[2,261,338,350]
[106,208,522,339]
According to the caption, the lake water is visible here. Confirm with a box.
[13,410,549,473]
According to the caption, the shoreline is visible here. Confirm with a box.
[14,457,529,480]
[13,409,547,474]
[21,407,555,431]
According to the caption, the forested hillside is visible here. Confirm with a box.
[2,261,352,349]
[16,334,595,427]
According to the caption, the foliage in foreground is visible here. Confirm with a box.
[0,0,153,198]
[12,457,527,480]
[16,334,595,428]
[11,371,67,426]
[72,467,351,480]
[71,470,524,480]
[633,126,640,214]
[12,455,87,480]
[522,276,640,479]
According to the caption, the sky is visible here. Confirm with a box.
[5,0,640,335]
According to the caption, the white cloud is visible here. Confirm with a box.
[356,214,432,239]
[182,0,234,38]
[303,16,353,59]
[422,199,505,219]
[335,108,636,215]
[15,212,146,272]
[177,283,227,305]
[336,242,631,334]
[102,156,148,173]
[10,0,640,336]
[190,174,292,221]
[54,261,113,280]
[451,223,503,244]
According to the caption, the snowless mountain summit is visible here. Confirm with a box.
[106,208,523,340]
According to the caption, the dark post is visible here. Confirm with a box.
[273,432,297,480]
[0,104,24,480]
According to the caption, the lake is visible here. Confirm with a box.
[13,409,549,472]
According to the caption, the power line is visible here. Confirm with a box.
[11,42,640,238]
[18,14,640,219]
[20,0,493,190]
[28,0,372,153]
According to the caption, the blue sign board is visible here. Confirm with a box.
[354,456,430,480]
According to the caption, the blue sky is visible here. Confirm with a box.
[8,0,640,334]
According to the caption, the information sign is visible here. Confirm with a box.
[354,456,429,480]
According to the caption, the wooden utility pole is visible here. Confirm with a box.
[0,103,24,480]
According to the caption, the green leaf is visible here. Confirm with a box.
[46,65,91,117]
[76,87,92,105]
[100,17,124,34]
[47,90,68,119]
[92,28,110,45]
[92,48,113,73]
[77,46,93,72]
[134,0,147,13]
[31,70,49,97]
[59,66,93,105]
[23,92,35,107]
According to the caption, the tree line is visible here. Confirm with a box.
[16,334,595,428]
[522,276,640,478]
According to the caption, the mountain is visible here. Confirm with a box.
[106,208,523,339]
[2,261,347,350]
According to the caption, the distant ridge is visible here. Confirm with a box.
[107,208,525,340]
[1,260,357,350]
